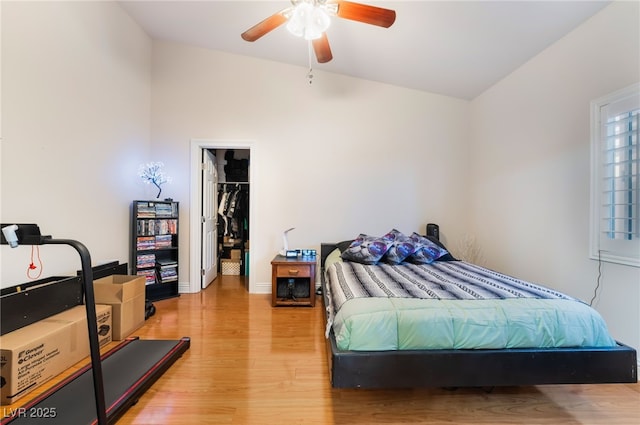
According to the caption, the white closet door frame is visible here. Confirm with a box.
[188,139,255,294]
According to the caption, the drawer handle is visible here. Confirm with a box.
[288,269,299,275]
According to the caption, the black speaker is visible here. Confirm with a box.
[426,223,440,240]
[276,278,311,299]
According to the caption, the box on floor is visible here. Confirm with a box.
[221,259,241,275]
[93,275,146,340]
[0,304,112,405]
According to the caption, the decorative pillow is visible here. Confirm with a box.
[424,235,457,261]
[340,234,392,265]
[407,232,450,264]
[381,229,417,264]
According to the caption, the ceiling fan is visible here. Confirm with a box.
[241,0,396,64]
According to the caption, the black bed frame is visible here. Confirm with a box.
[320,243,637,389]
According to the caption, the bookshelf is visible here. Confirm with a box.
[130,200,179,301]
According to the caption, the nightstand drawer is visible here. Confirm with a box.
[275,264,311,278]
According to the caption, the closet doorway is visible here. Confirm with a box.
[189,140,254,294]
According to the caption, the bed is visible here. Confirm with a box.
[320,234,637,389]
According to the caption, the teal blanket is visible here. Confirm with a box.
[324,255,616,351]
[331,297,616,351]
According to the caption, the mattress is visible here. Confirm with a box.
[324,252,617,352]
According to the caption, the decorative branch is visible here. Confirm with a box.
[138,162,172,199]
[455,234,484,265]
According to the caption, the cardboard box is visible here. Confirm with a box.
[230,249,241,259]
[0,304,112,405]
[93,275,146,340]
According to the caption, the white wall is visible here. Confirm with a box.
[150,42,471,292]
[1,1,152,286]
[469,1,640,350]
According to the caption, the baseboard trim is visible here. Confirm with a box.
[178,281,194,294]
[254,281,271,294]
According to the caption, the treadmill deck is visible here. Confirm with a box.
[1,337,190,425]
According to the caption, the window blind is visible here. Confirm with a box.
[590,83,640,267]
[601,109,639,241]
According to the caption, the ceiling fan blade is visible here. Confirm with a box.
[312,33,333,63]
[335,1,396,28]
[241,10,289,42]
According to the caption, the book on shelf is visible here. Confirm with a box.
[155,257,177,283]
[136,201,177,219]
[136,236,155,250]
[136,219,177,236]
[137,219,151,236]
[158,271,178,283]
[154,234,173,248]
[136,269,156,285]
[136,253,156,269]
[155,202,176,217]
[163,219,177,234]
[136,203,156,218]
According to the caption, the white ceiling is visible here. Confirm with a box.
[118,0,610,100]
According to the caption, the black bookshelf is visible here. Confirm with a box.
[130,200,179,301]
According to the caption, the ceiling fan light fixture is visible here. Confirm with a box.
[286,1,331,40]
[241,0,396,64]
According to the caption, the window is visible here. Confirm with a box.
[590,83,640,267]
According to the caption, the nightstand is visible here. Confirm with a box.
[271,255,316,307]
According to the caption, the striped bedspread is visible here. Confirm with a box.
[327,260,575,312]
[324,259,616,351]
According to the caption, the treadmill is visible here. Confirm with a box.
[1,337,190,425]
[1,224,190,425]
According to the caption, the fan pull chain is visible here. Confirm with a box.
[307,40,314,85]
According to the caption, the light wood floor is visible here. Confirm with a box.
[6,275,640,424]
